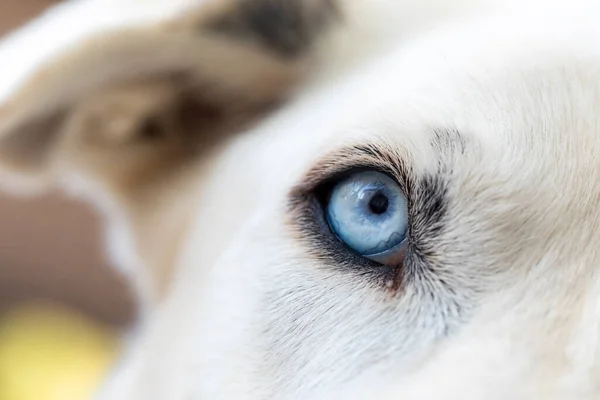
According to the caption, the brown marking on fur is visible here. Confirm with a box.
[0,0,62,36]
[0,27,306,142]
[0,111,64,174]
[0,0,343,138]
[0,0,340,304]
[54,77,274,299]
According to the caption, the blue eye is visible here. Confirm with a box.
[326,171,408,265]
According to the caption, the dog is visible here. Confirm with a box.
[1,0,600,398]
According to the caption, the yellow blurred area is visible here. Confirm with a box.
[0,303,120,400]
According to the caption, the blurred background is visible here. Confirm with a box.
[0,2,136,399]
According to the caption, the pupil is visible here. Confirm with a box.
[368,192,389,215]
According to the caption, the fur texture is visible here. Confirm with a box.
[1,0,600,399]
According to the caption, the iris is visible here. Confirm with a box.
[326,171,408,265]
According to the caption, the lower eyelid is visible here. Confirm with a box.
[287,190,401,288]
[365,239,408,265]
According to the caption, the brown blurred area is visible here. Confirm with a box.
[0,1,135,328]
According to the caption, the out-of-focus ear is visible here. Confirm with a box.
[0,0,338,192]
[0,0,340,307]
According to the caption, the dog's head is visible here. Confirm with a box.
[2,0,600,399]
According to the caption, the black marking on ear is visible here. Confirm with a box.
[205,0,339,58]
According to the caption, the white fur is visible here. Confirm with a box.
[3,0,600,399]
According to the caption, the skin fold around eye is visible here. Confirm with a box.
[286,142,421,289]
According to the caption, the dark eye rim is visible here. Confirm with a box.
[297,193,400,282]
[288,163,413,289]
[287,139,456,295]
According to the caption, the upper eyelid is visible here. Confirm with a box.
[290,127,465,197]
[288,142,413,206]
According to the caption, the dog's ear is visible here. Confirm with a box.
[0,0,338,192]
[0,0,339,305]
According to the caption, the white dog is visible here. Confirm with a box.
[1,0,600,399]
